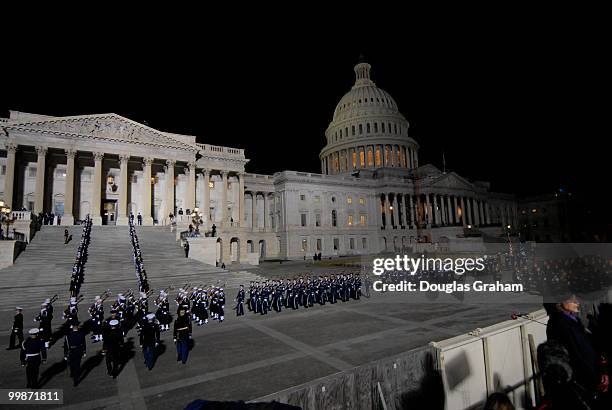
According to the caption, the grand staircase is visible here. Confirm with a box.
[0,225,263,313]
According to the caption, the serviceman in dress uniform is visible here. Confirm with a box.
[140,313,160,370]
[155,290,172,331]
[35,300,53,348]
[7,306,23,350]
[20,328,47,388]
[89,296,105,342]
[235,285,245,316]
[63,322,86,386]
[103,319,124,378]
[173,307,192,364]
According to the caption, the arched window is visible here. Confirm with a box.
[366,123,371,133]
[381,123,385,133]
[359,124,363,134]
[331,210,337,227]
[351,125,355,136]
[374,122,378,133]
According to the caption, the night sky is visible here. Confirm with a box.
[1,20,607,201]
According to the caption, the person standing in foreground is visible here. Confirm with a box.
[140,313,160,370]
[103,319,124,378]
[7,306,23,350]
[63,322,86,386]
[235,285,245,316]
[64,229,69,244]
[20,328,47,388]
[183,240,189,258]
[173,307,192,364]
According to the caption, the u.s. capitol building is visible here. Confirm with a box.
[0,60,517,264]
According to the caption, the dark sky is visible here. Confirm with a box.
[1,18,608,199]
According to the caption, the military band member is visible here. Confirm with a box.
[35,300,53,348]
[155,290,172,331]
[140,313,160,370]
[173,308,191,364]
[20,328,47,388]
[89,296,105,342]
[7,307,23,350]
[63,322,86,386]
[235,285,245,316]
[103,319,123,378]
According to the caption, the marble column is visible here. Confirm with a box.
[202,170,210,227]
[425,194,431,226]
[478,200,485,226]
[447,195,453,225]
[409,194,415,227]
[238,173,245,228]
[251,192,258,230]
[221,171,228,227]
[381,194,387,228]
[115,155,130,225]
[392,194,399,226]
[432,195,439,225]
[141,157,154,225]
[91,152,104,225]
[63,149,77,225]
[34,146,47,214]
[466,197,473,226]
[460,197,466,226]
[440,195,447,226]
[453,196,458,225]
[164,160,175,225]
[187,162,196,213]
[263,193,269,230]
[3,143,17,209]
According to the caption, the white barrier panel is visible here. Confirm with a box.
[432,309,549,410]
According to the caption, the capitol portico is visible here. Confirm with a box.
[1,59,518,264]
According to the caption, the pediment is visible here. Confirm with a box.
[429,172,475,190]
[4,113,196,150]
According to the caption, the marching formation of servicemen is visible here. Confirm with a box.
[70,216,92,297]
[128,216,150,293]
[235,273,363,316]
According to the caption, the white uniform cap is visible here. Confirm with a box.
[140,292,147,299]
[44,299,50,304]
[16,306,23,310]
[146,313,156,321]
[29,328,39,335]
[109,319,119,326]
[95,296,101,301]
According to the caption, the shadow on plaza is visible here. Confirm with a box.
[116,338,136,376]
[38,359,67,388]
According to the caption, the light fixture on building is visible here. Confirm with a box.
[208,181,214,189]
[507,224,512,229]
[389,206,394,211]
[467,224,472,229]
[107,175,115,185]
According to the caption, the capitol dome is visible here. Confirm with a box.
[320,60,419,175]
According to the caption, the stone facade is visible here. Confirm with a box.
[0,61,518,263]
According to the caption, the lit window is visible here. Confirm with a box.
[348,214,354,226]
[359,150,365,167]
[359,197,365,205]
[360,215,366,225]
[367,149,373,167]
[347,197,352,204]
[301,238,308,252]
[352,151,357,168]
[375,148,381,167]
[209,181,214,189]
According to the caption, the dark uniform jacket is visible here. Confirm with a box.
[103,327,124,352]
[13,312,23,330]
[140,323,160,347]
[64,329,86,357]
[173,315,191,341]
[547,311,601,389]
[20,337,47,364]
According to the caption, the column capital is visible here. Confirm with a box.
[93,152,105,161]
[119,154,130,163]
[5,142,18,153]
[201,168,211,176]
[66,149,78,159]
[35,145,48,156]
[220,170,229,177]
[142,157,154,166]
[187,161,196,169]
[165,159,176,168]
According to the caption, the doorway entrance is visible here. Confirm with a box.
[103,201,117,225]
